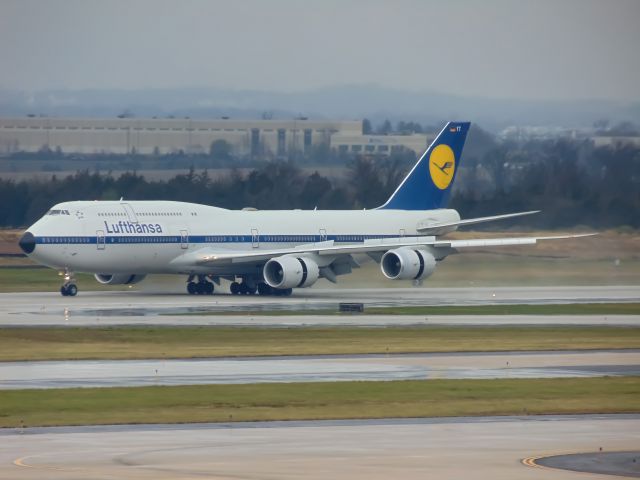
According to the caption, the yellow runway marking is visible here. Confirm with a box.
[13,457,30,468]
[13,455,69,471]
[521,455,546,469]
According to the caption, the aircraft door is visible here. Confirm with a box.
[180,230,189,249]
[251,228,259,248]
[319,228,327,242]
[96,230,106,250]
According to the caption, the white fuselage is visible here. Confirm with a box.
[26,200,460,276]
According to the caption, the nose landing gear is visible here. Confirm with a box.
[60,270,78,296]
[61,284,78,296]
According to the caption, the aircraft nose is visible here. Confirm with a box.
[18,231,36,254]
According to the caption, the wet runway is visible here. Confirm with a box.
[2,350,638,389]
[2,415,639,479]
[1,285,639,327]
[2,287,637,479]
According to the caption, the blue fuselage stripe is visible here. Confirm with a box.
[34,234,416,245]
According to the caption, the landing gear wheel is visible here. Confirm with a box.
[188,280,214,295]
[257,283,272,296]
[60,269,77,297]
[256,283,291,296]
[61,284,78,296]
[196,281,213,295]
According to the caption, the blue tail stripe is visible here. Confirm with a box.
[378,121,470,210]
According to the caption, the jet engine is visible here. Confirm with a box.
[380,248,436,280]
[94,274,147,285]
[263,256,320,289]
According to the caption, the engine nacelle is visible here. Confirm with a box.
[380,248,436,281]
[94,273,147,285]
[263,256,320,289]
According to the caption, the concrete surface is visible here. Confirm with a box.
[1,350,638,389]
[1,415,638,479]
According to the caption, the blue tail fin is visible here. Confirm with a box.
[378,121,470,210]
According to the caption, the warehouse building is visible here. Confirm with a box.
[331,132,431,156]
[0,117,430,157]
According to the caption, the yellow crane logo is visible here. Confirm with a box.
[428,144,456,189]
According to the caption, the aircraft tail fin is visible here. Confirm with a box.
[378,121,470,210]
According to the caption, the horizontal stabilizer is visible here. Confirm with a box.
[417,210,540,234]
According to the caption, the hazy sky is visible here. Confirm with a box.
[1,0,639,101]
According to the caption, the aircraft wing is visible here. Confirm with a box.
[171,233,596,267]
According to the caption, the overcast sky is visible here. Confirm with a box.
[1,0,639,101]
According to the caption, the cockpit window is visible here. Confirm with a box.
[47,209,70,216]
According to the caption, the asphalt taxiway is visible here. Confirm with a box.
[1,285,638,327]
[535,451,640,477]
[2,350,638,389]
[2,415,639,479]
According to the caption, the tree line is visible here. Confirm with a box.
[0,139,638,229]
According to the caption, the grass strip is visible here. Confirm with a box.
[1,326,639,361]
[1,377,638,428]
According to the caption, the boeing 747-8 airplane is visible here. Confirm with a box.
[18,122,590,296]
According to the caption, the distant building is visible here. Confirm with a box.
[499,125,640,148]
[0,117,430,157]
[499,126,584,141]
[591,135,640,148]
[330,133,432,156]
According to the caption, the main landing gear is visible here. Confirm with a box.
[60,269,78,296]
[186,275,215,295]
[230,281,256,295]
[185,275,292,297]
[229,278,292,296]
[256,282,292,297]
